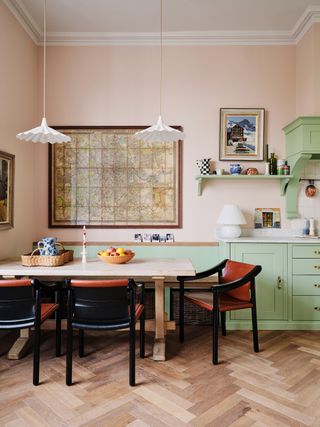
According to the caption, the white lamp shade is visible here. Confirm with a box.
[217,204,246,225]
[16,117,71,144]
[134,116,185,143]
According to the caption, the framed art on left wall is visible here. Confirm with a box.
[0,151,14,230]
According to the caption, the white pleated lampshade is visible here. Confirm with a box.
[16,118,71,144]
[134,116,185,143]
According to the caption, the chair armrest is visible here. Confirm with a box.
[211,265,262,293]
[177,259,228,282]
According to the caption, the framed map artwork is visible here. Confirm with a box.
[49,126,182,228]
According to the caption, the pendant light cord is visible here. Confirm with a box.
[159,0,163,117]
[43,0,46,118]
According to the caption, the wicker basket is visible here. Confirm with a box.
[171,289,212,325]
[21,248,65,267]
[56,243,74,263]
[21,244,74,267]
[97,252,135,264]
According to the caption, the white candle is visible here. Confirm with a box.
[81,225,87,264]
[82,225,87,247]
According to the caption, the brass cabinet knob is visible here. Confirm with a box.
[277,276,284,289]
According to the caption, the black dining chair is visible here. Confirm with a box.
[0,278,61,385]
[65,278,145,386]
[177,259,262,364]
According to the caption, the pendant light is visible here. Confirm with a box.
[134,0,185,143]
[16,0,70,144]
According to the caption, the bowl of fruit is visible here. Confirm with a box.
[98,247,135,264]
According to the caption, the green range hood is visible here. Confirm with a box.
[283,116,320,218]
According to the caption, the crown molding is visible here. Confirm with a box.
[43,30,294,46]
[4,1,320,46]
[3,0,41,44]
[292,5,320,43]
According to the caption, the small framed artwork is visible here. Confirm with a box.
[152,233,160,242]
[219,108,265,161]
[142,233,152,242]
[254,208,281,229]
[134,233,142,242]
[166,233,175,242]
[0,151,14,230]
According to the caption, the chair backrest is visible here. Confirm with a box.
[220,260,257,302]
[0,279,36,328]
[69,279,132,324]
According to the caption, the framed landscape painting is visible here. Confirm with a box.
[49,126,182,228]
[219,108,265,161]
[0,151,14,230]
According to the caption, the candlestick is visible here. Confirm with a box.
[81,225,87,263]
[82,225,86,246]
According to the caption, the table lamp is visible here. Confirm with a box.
[217,204,246,239]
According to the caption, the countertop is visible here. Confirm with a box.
[218,236,320,244]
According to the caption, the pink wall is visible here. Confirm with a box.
[0,2,38,259]
[33,44,296,242]
[314,24,320,114]
[296,23,320,116]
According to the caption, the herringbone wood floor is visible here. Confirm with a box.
[1,328,320,426]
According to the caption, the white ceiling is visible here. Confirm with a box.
[4,0,320,45]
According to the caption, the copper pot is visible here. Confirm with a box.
[305,180,317,198]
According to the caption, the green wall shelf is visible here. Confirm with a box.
[196,175,293,196]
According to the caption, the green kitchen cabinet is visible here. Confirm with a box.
[229,243,287,321]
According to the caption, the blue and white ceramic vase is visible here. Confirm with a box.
[229,163,242,175]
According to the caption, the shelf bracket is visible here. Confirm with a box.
[280,178,291,196]
[285,154,312,218]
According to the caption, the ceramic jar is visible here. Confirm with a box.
[229,163,242,175]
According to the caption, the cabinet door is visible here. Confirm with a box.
[230,243,287,320]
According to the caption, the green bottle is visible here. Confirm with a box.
[269,153,277,175]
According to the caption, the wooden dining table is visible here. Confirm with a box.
[0,257,195,361]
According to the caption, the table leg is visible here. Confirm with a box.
[153,276,166,361]
[8,328,33,360]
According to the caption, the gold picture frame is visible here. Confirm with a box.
[219,108,265,161]
[0,151,14,230]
